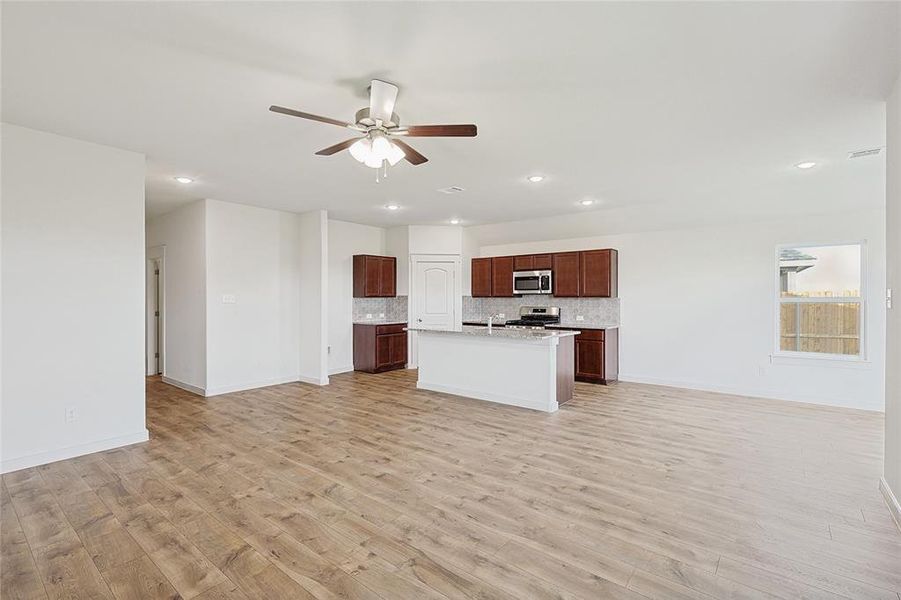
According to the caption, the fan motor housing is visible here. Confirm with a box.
[355,108,400,129]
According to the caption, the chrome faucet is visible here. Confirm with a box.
[487,313,502,333]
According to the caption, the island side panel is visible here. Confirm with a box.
[416,332,559,412]
[556,335,574,405]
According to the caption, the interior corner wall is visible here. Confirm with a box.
[146,200,207,393]
[204,199,302,395]
[474,208,886,411]
[327,219,386,374]
[884,70,901,508]
[386,226,410,296]
[1,123,148,473]
[298,210,329,385]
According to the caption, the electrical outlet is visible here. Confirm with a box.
[65,406,77,423]
[366,313,373,319]
[575,315,585,321]
[379,313,385,318]
[497,313,505,319]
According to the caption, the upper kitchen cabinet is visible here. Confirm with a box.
[491,256,515,297]
[353,255,397,297]
[552,252,581,297]
[513,254,553,271]
[580,249,618,297]
[471,257,493,297]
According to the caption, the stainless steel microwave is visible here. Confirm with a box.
[513,269,553,294]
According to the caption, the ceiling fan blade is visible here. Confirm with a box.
[269,105,355,128]
[314,137,361,156]
[369,80,399,124]
[392,139,428,165]
[395,124,477,137]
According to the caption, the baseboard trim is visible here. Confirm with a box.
[617,373,883,412]
[298,374,330,386]
[1,429,150,474]
[205,375,303,397]
[161,376,205,396]
[880,477,901,533]
[329,365,354,376]
[417,380,556,413]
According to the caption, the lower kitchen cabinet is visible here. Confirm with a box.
[564,327,618,384]
[353,323,408,373]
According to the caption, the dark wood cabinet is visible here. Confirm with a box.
[471,249,616,299]
[552,252,581,297]
[471,257,493,297]
[354,323,407,373]
[513,254,553,271]
[353,255,396,298]
[580,249,617,297]
[491,256,514,297]
[556,327,618,384]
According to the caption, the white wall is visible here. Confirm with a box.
[386,226,410,296]
[298,210,329,385]
[327,220,385,374]
[204,199,301,395]
[475,209,886,411]
[146,200,207,392]
[1,124,147,472]
[408,225,463,255]
[884,71,901,511]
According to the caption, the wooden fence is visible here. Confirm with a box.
[780,302,860,355]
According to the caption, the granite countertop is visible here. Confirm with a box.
[353,320,407,326]
[462,320,618,330]
[407,325,579,340]
[547,322,619,330]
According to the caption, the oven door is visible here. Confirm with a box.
[514,271,552,294]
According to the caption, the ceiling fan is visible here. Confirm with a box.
[269,79,477,173]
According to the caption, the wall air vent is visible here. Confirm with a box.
[848,148,883,159]
[437,186,465,194]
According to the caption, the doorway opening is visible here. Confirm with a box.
[146,248,165,376]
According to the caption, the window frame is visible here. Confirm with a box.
[773,241,867,362]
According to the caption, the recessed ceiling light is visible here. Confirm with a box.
[527,175,545,183]
[450,218,460,225]
[795,162,816,170]
[174,176,194,184]
[580,199,595,206]
[385,204,399,211]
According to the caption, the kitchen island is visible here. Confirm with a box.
[408,326,578,412]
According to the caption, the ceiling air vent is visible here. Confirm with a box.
[437,186,465,194]
[848,148,882,159]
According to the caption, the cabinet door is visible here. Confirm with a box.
[513,255,534,271]
[575,340,605,381]
[388,333,407,366]
[375,335,392,368]
[580,249,614,297]
[552,252,580,297]
[379,257,396,297]
[491,256,514,297]
[533,254,553,269]
[364,256,381,297]
[471,258,493,297]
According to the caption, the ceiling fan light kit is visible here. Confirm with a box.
[270,79,477,177]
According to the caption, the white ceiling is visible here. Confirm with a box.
[2,2,899,227]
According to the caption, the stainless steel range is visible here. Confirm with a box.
[505,306,561,329]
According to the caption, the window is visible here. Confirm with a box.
[776,243,864,358]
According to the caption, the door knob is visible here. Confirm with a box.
[417,318,423,322]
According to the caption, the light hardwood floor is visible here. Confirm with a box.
[2,370,899,600]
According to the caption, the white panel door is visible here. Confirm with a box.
[413,260,456,330]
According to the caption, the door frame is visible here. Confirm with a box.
[408,254,462,368]
[146,245,166,376]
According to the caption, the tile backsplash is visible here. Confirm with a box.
[353,296,408,322]
[463,295,620,326]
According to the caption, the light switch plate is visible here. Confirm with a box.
[575,315,585,321]
[222,294,236,304]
